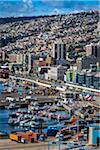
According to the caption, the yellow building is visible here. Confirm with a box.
[46,57,53,66]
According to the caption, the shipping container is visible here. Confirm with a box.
[9,134,21,142]
[16,132,35,143]
[26,131,39,140]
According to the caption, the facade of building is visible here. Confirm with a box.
[52,43,67,59]
[64,70,76,83]
[86,43,100,59]
[88,124,100,146]
[0,66,9,79]
[0,51,6,62]
[85,73,93,87]
[39,58,46,67]
[76,58,82,71]
[52,42,67,65]
[76,71,100,89]
[48,65,67,81]
[16,54,23,64]
[77,72,86,85]
[9,53,17,63]
[77,56,100,70]
[9,53,24,64]
[25,53,39,72]
[46,57,53,66]
[64,68,100,89]
[93,73,100,90]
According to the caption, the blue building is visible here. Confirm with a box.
[88,124,100,146]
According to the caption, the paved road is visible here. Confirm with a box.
[0,143,58,150]
[0,144,48,150]
[10,75,100,93]
[0,140,60,150]
[0,93,56,101]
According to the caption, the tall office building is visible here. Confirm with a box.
[25,53,39,72]
[52,43,67,60]
[25,53,33,72]
[76,56,100,70]
[52,42,67,65]
[0,51,8,62]
[85,43,100,59]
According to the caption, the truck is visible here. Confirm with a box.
[16,132,35,143]
[6,97,14,102]
[26,131,39,141]
[9,134,25,143]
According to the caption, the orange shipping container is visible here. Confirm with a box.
[26,131,39,140]
[16,132,34,143]
[9,134,21,142]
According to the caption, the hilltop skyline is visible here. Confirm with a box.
[0,0,99,17]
